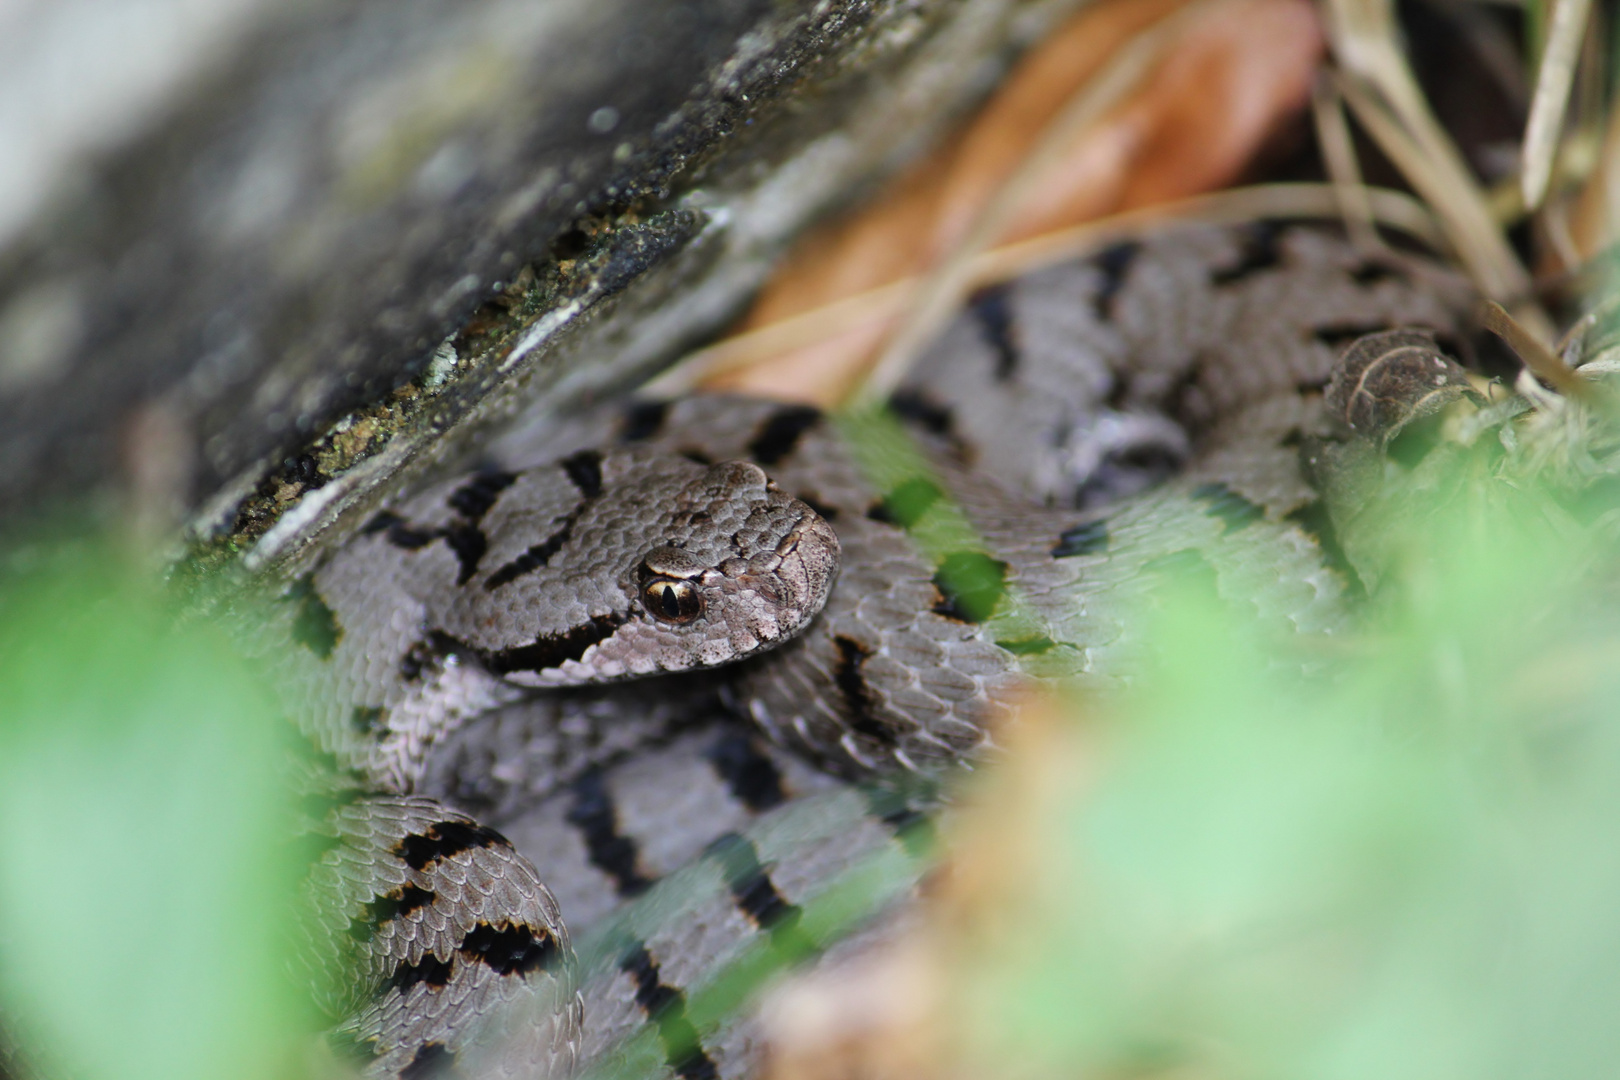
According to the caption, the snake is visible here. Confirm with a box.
[260,220,1476,1079]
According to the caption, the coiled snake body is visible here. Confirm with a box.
[272,223,1474,1078]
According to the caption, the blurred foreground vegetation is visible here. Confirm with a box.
[3,363,1620,1080]
[0,541,311,1080]
[933,465,1620,1080]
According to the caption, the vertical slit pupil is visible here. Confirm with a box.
[646,580,699,622]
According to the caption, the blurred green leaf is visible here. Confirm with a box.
[0,540,308,1080]
[946,457,1620,1080]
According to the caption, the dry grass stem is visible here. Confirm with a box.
[1479,298,1609,406]
[845,0,1210,411]
[646,183,1447,400]
[1572,80,1620,254]
[1324,0,1535,312]
[972,181,1448,272]
[1310,76,1382,251]
[1541,196,1584,272]
[1486,175,1528,225]
[1333,72,1553,341]
[1522,0,1594,210]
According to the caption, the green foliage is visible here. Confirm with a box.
[949,437,1620,1079]
[0,540,309,1080]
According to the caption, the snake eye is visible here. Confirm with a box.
[643,578,702,624]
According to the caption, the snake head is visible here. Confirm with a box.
[627,459,840,665]
[439,451,839,686]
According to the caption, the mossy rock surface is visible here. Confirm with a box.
[0,0,1080,573]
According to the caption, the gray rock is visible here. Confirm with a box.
[0,0,1082,574]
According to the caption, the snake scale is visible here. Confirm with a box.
[263,221,1475,1079]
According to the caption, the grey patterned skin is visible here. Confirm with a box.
[569,779,933,1080]
[274,448,839,791]
[418,709,928,1080]
[296,796,582,1079]
[439,720,846,935]
[273,222,1477,1079]
[502,226,1473,780]
[265,447,838,1077]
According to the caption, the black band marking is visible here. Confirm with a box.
[371,471,517,585]
[1090,240,1141,320]
[1349,261,1403,286]
[350,884,436,943]
[284,575,342,659]
[1312,321,1399,350]
[399,632,459,683]
[477,612,625,675]
[567,769,655,897]
[704,833,818,957]
[360,511,403,535]
[888,389,955,437]
[399,1042,453,1079]
[446,470,517,521]
[1191,482,1264,532]
[931,551,1008,623]
[862,786,937,859]
[366,883,435,925]
[399,642,431,683]
[484,515,578,590]
[747,405,822,466]
[1167,365,1209,430]
[1052,519,1110,557]
[621,400,671,442]
[560,449,603,498]
[705,729,787,812]
[968,283,1020,381]
[386,953,453,995]
[384,521,439,550]
[1074,442,1185,508]
[1209,220,1284,285]
[459,920,558,977]
[394,819,507,871]
[832,635,895,746]
[441,521,488,585]
[796,492,839,522]
[619,942,719,1080]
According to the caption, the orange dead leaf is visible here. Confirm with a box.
[708,0,1323,405]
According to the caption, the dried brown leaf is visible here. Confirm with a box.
[708,0,1323,403]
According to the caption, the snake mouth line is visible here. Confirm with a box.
[470,614,628,676]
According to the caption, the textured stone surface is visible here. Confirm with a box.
[0,0,1079,571]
